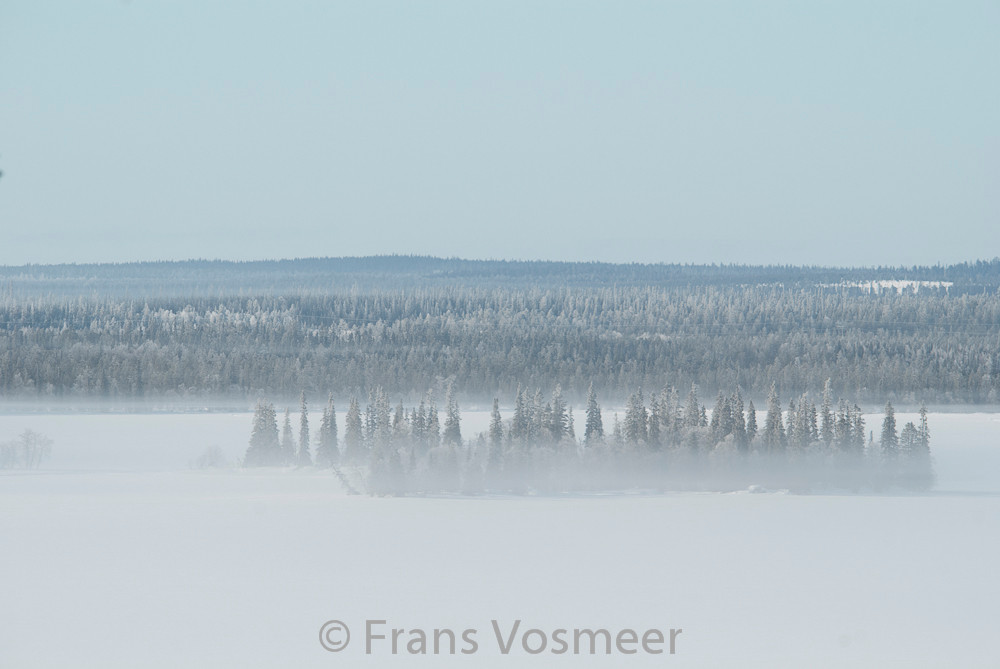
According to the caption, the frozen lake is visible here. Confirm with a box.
[2,410,1000,667]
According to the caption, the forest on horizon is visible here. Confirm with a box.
[1,256,999,407]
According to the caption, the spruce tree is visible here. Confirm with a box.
[611,413,624,449]
[656,386,676,440]
[731,387,746,451]
[624,389,648,445]
[834,400,850,450]
[511,385,528,443]
[373,388,391,447]
[489,398,504,448]
[880,401,899,458]
[280,408,295,465]
[245,399,280,467]
[918,405,930,454]
[443,385,462,446]
[529,389,545,443]
[909,404,934,490]
[298,392,312,466]
[584,383,604,446]
[364,387,402,494]
[764,383,785,452]
[820,379,835,447]
[549,385,568,442]
[647,395,661,448]
[327,394,338,447]
[368,388,402,495]
[900,422,919,456]
[363,389,377,444]
[486,398,504,487]
[807,399,818,445]
[413,400,427,450]
[315,394,339,467]
[344,397,365,464]
[786,399,798,447]
[709,390,725,440]
[850,404,866,454]
[684,384,701,428]
[426,402,441,449]
[668,386,681,436]
[315,398,340,468]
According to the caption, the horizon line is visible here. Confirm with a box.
[3,254,999,273]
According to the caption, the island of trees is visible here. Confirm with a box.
[243,382,934,495]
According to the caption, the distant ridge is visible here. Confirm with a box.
[2,256,998,299]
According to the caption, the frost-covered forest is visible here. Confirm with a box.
[2,256,999,404]
[244,383,934,494]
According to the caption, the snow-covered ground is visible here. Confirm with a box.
[2,411,999,667]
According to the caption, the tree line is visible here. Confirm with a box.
[2,280,999,404]
[244,382,934,495]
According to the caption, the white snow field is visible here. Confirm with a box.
[2,411,1000,668]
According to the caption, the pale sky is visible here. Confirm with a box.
[1,1,997,267]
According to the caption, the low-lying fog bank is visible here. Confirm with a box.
[1,410,998,493]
